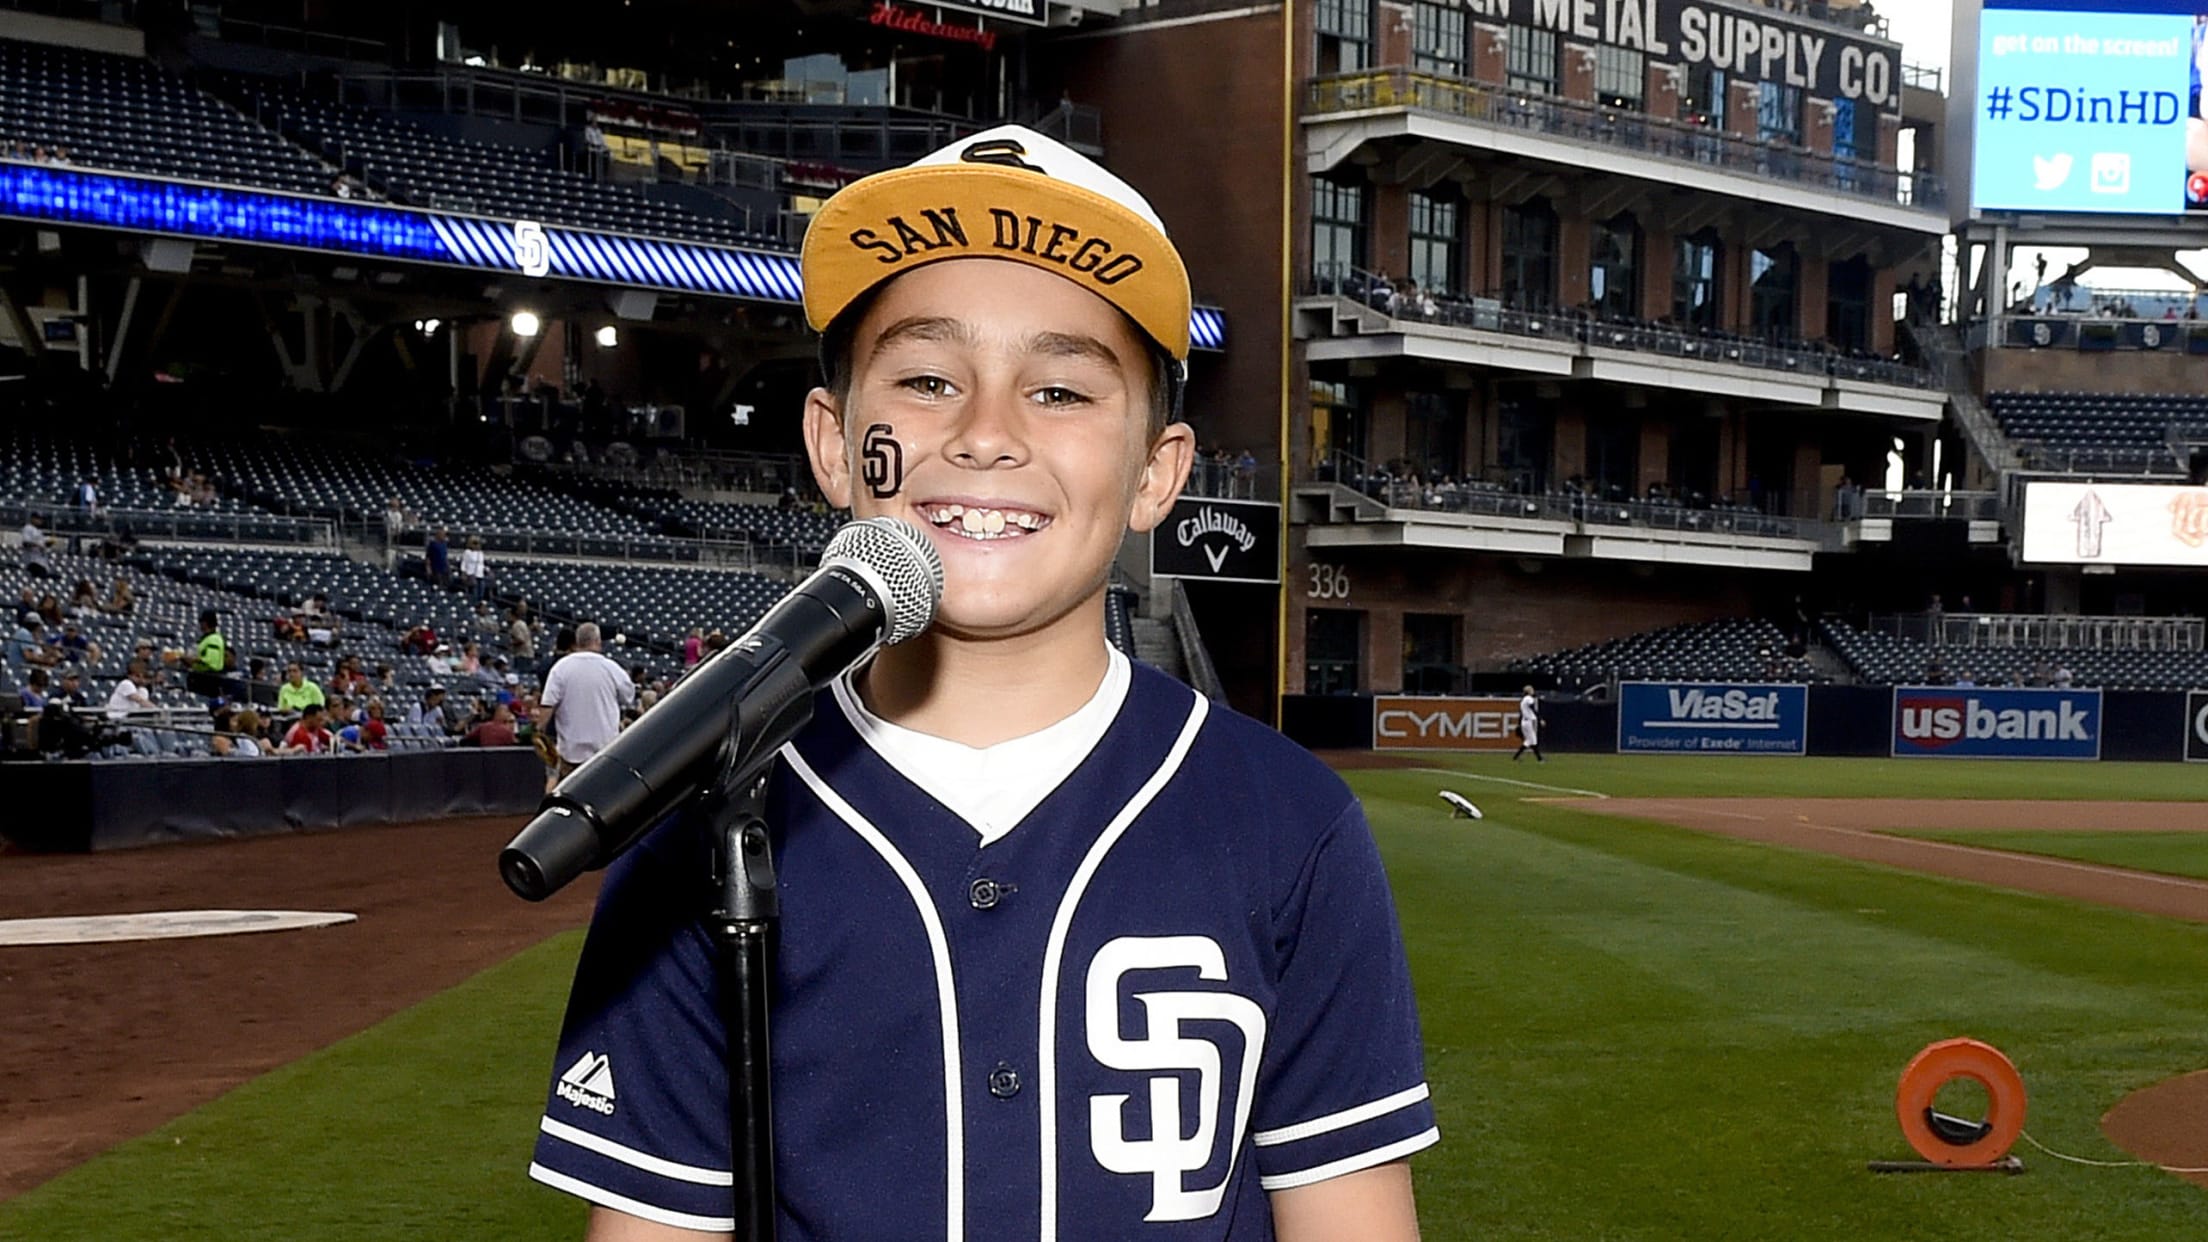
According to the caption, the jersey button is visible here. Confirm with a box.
[969,877,1011,910]
[988,1063,1021,1099]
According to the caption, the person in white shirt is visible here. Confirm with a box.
[106,657,156,721]
[1512,684,1545,763]
[458,536,488,601]
[538,621,636,775]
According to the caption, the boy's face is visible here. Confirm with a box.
[804,259,1192,640]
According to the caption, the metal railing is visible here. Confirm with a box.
[1168,580,1227,704]
[1902,318,2021,474]
[2010,443,2187,478]
[1306,69,1944,211]
[1869,612,2206,652]
[1856,490,2001,521]
[1310,266,1936,390]
[1,499,337,547]
[1185,456,1277,501]
[1750,0,1890,39]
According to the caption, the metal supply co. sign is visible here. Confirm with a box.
[1152,497,1280,584]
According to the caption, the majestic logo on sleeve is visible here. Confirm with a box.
[1085,936,1266,1222]
[557,1051,618,1115]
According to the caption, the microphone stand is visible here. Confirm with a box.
[705,766,779,1242]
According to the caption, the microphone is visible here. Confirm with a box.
[499,516,944,901]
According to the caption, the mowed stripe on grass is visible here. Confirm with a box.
[4,756,2206,1240]
[1891,830,2208,883]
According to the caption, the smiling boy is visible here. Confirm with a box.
[531,127,1435,1242]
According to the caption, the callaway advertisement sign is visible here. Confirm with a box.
[1616,682,1808,755]
[1372,696,1524,752]
[1152,496,1280,584]
[1891,686,2103,759]
[2188,690,2208,763]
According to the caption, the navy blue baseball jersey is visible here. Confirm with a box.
[530,661,1436,1238]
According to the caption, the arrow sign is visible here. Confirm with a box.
[1203,544,1229,573]
[2072,488,2111,559]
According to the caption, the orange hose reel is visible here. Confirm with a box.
[1895,1038,2026,1166]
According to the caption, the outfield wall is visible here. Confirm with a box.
[1284,687,2199,763]
[0,749,546,852]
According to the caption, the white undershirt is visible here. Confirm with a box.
[832,645,1132,848]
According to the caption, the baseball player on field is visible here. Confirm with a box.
[528,126,1437,1241]
[1512,685,1543,763]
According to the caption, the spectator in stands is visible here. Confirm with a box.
[428,643,456,676]
[383,496,409,540]
[459,535,488,601]
[57,621,99,666]
[466,702,520,748]
[2052,662,2075,689]
[410,685,461,735]
[280,704,334,754]
[329,657,366,699]
[69,578,99,615]
[682,627,704,668]
[42,673,99,757]
[102,574,133,615]
[20,668,48,712]
[510,608,538,674]
[8,613,60,669]
[34,594,63,630]
[539,621,635,777]
[374,662,397,694]
[19,519,53,579]
[299,593,339,645]
[276,662,326,713]
[188,609,229,698]
[457,641,485,679]
[107,657,157,721]
[426,528,451,589]
[358,700,389,750]
[402,620,438,656]
[473,601,501,638]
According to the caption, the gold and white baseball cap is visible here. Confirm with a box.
[801,125,1192,361]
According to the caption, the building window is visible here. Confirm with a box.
[1590,213,1641,320]
[1314,0,1372,74]
[1506,26,1559,95]
[1595,43,1644,110]
[1310,379,1366,470]
[1827,256,1872,353]
[1751,243,1800,340]
[1412,1,1465,77]
[1405,391,1463,480]
[1758,81,1803,145]
[1305,608,1363,696]
[1684,63,1726,128]
[1402,614,1462,696]
[1673,229,1722,331]
[1497,396,1553,492]
[1501,198,1557,310]
[1310,177,1365,291]
[1832,97,1860,190]
[1408,191,1461,298]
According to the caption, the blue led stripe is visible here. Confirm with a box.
[0,160,1229,352]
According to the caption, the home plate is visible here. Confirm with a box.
[0,910,358,947]
[1439,791,1484,819]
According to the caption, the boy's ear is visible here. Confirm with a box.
[803,387,856,509]
[1127,420,1196,534]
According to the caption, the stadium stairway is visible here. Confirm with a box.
[1131,615,1187,683]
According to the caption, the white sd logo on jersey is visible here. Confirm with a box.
[1085,935,1267,1221]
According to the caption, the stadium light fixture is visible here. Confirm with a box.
[511,311,541,337]
[595,325,618,348]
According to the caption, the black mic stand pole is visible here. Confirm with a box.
[705,765,779,1242]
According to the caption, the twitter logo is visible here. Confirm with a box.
[2033,153,2074,191]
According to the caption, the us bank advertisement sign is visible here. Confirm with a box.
[1971,0,2208,214]
[1152,497,1280,584]
[1892,687,2103,759]
[1616,682,1808,755]
[1373,696,1524,752]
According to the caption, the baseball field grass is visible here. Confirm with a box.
[5,755,2206,1239]
[1890,829,2208,881]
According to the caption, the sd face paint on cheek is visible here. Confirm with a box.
[861,423,906,499]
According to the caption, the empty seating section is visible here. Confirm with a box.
[488,561,788,654]
[0,38,330,193]
[227,77,758,246]
[1986,391,2199,474]
[1820,618,2208,690]
[0,428,330,543]
[1511,619,1817,692]
[652,500,841,557]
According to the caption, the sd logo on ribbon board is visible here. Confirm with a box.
[1151,496,1279,584]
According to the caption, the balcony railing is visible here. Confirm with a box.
[1855,490,2001,521]
[1867,612,2205,652]
[1308,266,1936,391]
[1305,69,1944,212]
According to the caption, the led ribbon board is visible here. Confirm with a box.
[0,160,1226,350]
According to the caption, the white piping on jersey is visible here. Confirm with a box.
[538,1116,735,1185]
[528,1162,738,1233]
[1254,1126,1441,1192]
[784,744,965,1242]
[1251,1083,1431,1147]
[1036,691,1210,1242]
